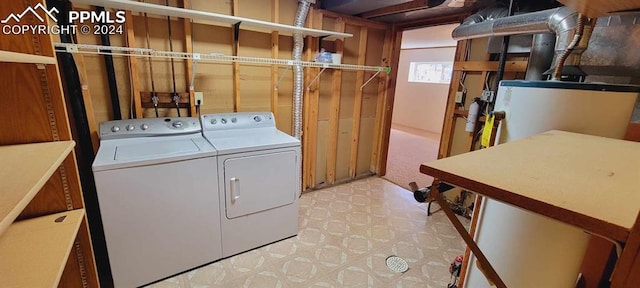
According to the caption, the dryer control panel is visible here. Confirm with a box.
[202,112,276,131]
[99,117,202,140]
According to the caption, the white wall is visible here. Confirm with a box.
[392,47,456,133]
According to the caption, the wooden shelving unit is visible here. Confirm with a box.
[0,1,99,286]
[0,210,85,288]
[0,50,57,65]
[72,0,352,40]
[0,141,74,234]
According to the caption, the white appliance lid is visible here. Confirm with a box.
[203,128,300,155]
[115,139,200,161]
[93,134,217,172]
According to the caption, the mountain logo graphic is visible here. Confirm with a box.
[1,3,59,24]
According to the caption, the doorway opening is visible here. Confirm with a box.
[383,24,458,190]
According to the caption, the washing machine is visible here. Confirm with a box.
[201,112,300,257]
[92,117,222,288]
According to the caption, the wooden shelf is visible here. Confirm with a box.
[0,141,75,235]
[421,130,640,242]
[0,50,57,65]
[72,0,353,40]
[0,210,85,288]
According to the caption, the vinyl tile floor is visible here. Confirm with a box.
[146,177,469,288]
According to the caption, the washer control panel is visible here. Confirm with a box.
[202,112,275,131]
[99,117,201,140]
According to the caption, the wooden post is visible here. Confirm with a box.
[326,19,345,184]
[437,40,469,159]
[271,0,280,122]
[370,30,392,173]
[348,27,368,179]
[302,8,314,190]
[231,0,240,112]
[303,10,322,189]
[182,0,196,116]
[72,55,99,153]
[125,11,143,118]
[374,28,402,175]
[611,211,640,287]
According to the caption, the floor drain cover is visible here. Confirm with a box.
[386,255,409,273]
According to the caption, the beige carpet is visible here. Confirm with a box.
[383,125,440,191]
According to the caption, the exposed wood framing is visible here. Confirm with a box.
[437,40,469,159]
[72,54,99,153]
[394,13,467,30]
[271,0,280,120]
[326,19,346,184]
[302,8,321,190]
[375,28,402,175]
[370,30,392,173]
[348,27,368,179]
[558,0,640,18]
[125,11,143,118]
[360,0,428,19]
[232,0,240,112]
[318,9,388,30]
[453,61,527,72]
[611,213,640,286]
[182,0,196,116]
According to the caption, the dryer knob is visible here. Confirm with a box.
[231,117,237,123]
[111,126,120,132]
[210,119,217,125]
[172,121,184,128]
[126,125,135,131]
[253,116,262,122]
[221,118,227,124]
[141,124,149,130]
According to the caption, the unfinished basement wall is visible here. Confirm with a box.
[67,1,391,191]
[303,10,390,189]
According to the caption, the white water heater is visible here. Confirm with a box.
[464,80,640,288]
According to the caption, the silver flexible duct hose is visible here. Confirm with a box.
[293,0,312,140]
[552,14,585,80]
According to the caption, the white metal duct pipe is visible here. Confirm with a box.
[452,6,579,42]
[292,0,313,140]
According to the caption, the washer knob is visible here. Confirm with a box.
[172,121,184,128]
[210,119,217,125]
[126,125,135,131]
[253,116,262,122]
[141,124,149,130]
[111,126,120,132]
[231,117,237,123]
[221,118,227,124]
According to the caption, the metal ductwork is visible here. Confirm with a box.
[453,6,592,80]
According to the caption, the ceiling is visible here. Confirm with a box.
[320,0,493,24]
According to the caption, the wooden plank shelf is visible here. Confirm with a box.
[72,0,353,40]
[0,210,85,288]
[0,141,75,235]
[421,130,640,242]
[0,50,56,65]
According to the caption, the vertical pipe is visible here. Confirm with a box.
[292,0,312,140]
[525,33,556,80]
[493,0,515,95]
[96,6,122,120]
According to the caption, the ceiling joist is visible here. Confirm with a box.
[359,0,430,19]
